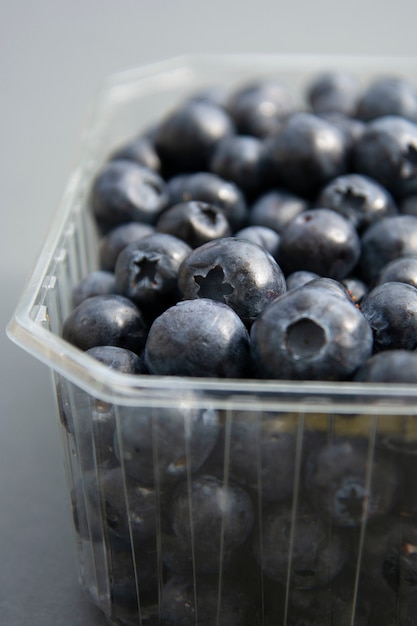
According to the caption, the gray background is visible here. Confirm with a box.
[1,1,417,624]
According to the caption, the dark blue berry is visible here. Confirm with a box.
[359,516,417,597]
[303,276,356,304]
[170,475,254,553]
[253,502,349,589]
[71,270,116,307]
[249,189,308,233]
[262,112,349,197]
[233,225,280,259]
[98,221,155,271]
[375,255,417,288]
[286,588,370,626]
[178,237,286,326]
[306,70,360,117]
[286,270,319,290]
[360,281,417,351]
[165,171,248,232]
[359,215,417,283]
[109,134,161,172]
[156,200,231,247]
[226,78,293,137]
[224,410,317,502]
[114,232,191,316]
[251,284,373,380]
[85,466,160,543]
[62,294,148,354]
[144,298,251,378]
[400,194,417,216]
[186,84,230,109]
[305,437,400,526]
[209,134,265,197]
[154,100,234,174]
[114,396,220,484]
[91,160,168,232]
[356,76,417,123]
[107,536,159,622]
[354,349,417,383]
[317,173,397,232]
[160,575,259,626]
[161,532,235,576]
[86,345,147,375]
[278,208,361,280]
[353,115,417,198]
[341,276,368,302]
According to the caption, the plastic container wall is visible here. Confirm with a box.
[7,55,417,625]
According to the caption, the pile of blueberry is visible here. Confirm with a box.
[61,69,417,625]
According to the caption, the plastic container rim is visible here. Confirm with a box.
[7,52,417,407]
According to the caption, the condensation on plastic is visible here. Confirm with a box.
[7,55,417,626]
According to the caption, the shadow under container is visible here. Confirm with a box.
[7,54,417,625]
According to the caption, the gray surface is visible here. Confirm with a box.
[1,1,417,624]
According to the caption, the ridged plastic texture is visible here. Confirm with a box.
[7,55,417,625]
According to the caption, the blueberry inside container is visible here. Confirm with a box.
[7,54,417,625]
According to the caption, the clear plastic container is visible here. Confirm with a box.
[7,54,417,625]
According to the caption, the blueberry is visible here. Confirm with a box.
[358,515,417,598]
[251,284,373,380]
[144,298,251,378]
[261,112,349,197]
[223,410,317,502]
[90,159,168,232]
[86,345,147,375]
[169,475,254,553]
[178,237,286,326]
[98,221,155,272]
[375,255,417,289]
[154,100,234,174]
[356,76,417,123]
[303,276,357,304]
[107,536,159,622]
[286,270,319,291]
[249,189,308,233]
[209,134,265,197]
[114,395,220,484]
[353,115,417,198]
[62,294,148,354]
[317,173,397,232]
[165,171,248,232]
[286,588,370,626]
[114,232,191,317]
[341,276,368,302]
[109,134,161,172]
[72,348,147,469]
[226,78,294,137]
[359,214,417,283]
[306,70,360,117]
[85,466,160,543]
[305,437,400,526]
[253,502,349,589]
[400,194,417,216]
[186,84,230,109]
[161,531,235,576]
[360,281,417,351]
[318,112,366,169]
[71,270,116,307]
[70,473,103,542]
[156,200,231,247]
[278,208,361,280]
[233,225,280,260]
[160,575,259,626]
